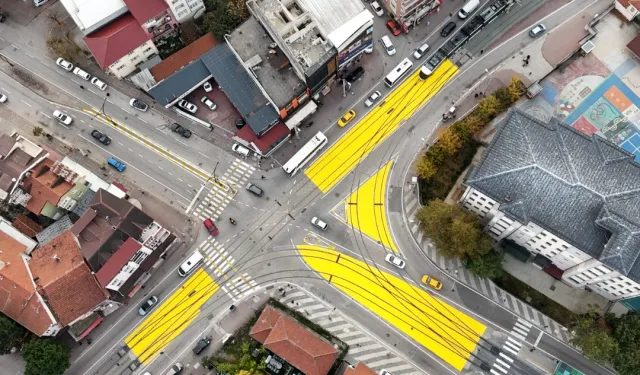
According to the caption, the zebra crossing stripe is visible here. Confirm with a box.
[356,350,390,361]
[492,363,508,373]
[490,370,503,375]
[499,353,513,362]
[384,364,414,373]
[367,357,404,368]
[348,343,384,354]
[344,336,372,345]
[517,318,532,328]
[495,358,511,369]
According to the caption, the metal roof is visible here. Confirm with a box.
[148,59,211,106]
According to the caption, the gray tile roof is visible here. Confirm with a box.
[466,109,640,280]
[148,59,211,106]
[201,44,279,137]
[36,215,73,246]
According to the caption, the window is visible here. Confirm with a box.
[128,50,135,56]
[143,47,153,53]
[117,64,126,70]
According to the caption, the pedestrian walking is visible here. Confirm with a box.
[80,85,84,89]
[261,175,266,179]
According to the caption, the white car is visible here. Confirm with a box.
[529,24,547,38]
[53,110,72,125]
[178,99,197,114]
[129,98,148,112]
[364,91,381,108]
[385,253,406,269]
[56,58,74,71]
[413,43,430,60]
[90,77,108,90]
[370,1,384,17]
[311,217,328,231]
[232,143,251,157]
[0,93,6,103]
[203,82,213,92]
[201,96,217,111]
[72,66,91,80]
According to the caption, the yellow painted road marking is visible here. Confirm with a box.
[305,60,459,193]
[125,269,218,364]
[299,246,485,371]
[346,160,397,252]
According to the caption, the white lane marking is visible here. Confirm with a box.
[88,89,97,95]
[1,87,10,94]
[178,178,184,182]
[42,113,51,119]
[175,139,189,147]
[139,118,148,124]
[107,99,114,105]
[199,151,212,160]
[122,108,131,114]
[138,154,143,158]
[25,52,34,59]
[118,142,124,146]
[158,166,163,170]
[128,148,134,152]
[21,100,32,107]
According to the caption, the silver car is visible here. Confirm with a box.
[385,254,406,269]
[529,24,546,38]
[138,296,159,316]
[178,99,197,114]
[311,217,328,231]
[364,91,381,107]
[201,96,217,111]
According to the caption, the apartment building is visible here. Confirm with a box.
[460,109,640,301]
[166,0,206,23]
[384,0,441,29]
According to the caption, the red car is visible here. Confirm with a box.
[203,218,219,236]
[386,20,401,36]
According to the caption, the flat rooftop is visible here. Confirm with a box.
[248,0,335,73]
[228,18,305,109]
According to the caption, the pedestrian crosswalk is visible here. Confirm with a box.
[403,191,569,342]
[490,319,532,375]
[279,288,421,375]
[198,237,257,302]
[192,159,255,221]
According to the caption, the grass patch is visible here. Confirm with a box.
[493,273,576,326]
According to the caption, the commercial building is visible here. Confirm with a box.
[384,0,442,29]
[0,132,48,203]
[166,0,206,23]
[460,109,640,301]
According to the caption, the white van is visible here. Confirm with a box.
[458,0,480,19]
[178,251,204,277]
[380,36,396,56]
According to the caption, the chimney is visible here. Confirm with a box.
[53,254,60,262]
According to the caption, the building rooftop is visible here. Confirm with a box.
[250,305,339,375]
[248,0,336,75]
[150,33,219,82]
[95,237,142,287]
[0,133,47,198]
[122,0,168,25]
[12,215,43,238]
[24,158,73,216]
[228,17,305,108]
[344,363,377,375]
[84,13,151,69]
[61,0,128,35]
[148,59,211,107]
[29,231,108,326]
[466,109,640,281]
[201,44,280,137]
[36,215,73,246]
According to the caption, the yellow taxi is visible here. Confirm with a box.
[338,109,356,127]
[421,274,443,290]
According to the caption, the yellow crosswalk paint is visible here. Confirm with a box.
[125,269,218,364]
[305,60,459,193]
[346,160,397,252]
[299,246,485,371]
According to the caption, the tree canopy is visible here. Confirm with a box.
[0,315,26,354]
[21,338,70,375]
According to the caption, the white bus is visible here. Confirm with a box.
[384,58,414,87]
[282,131,328,177]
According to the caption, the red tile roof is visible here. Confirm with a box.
[0,231,54,336]
[95,237,142,287]
[123,0,168,25]
[29,231,108,326]
[12,215,43,238]
[84,13,151,69]
[344,363,377,375]
[250,306,339,375]
[25,158,73,216]
[150,33,219,81]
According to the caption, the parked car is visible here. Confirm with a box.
[384,253,406,269]
[201,96,217,111]
[529,24,546,38]
[90,77,108,90]
[203,218,219,236]
[440,21,456,37]
[192,337,211,355]
[55,57,73,71]
[178,99,197,114]
[246,183,264,197]
[107,157,126,172]
[421,275,443,290]
[166,363,184,375]
[364,90,381,107]
[386,20,401,36]
[345,67,364,83]
[170,123,192,138]
[413,43,430,59]
[91,130,111,145]
[380,35,396,56]
[72,66,91,80]
[203,81,213,92]
[53,110,72,125]
[129,98,148,112]
[311,217,328,231]
[0,93,6,103]
[338,109,356,127]
[232,143,251,157]
[370,1,384,17]
[138,296,158,316]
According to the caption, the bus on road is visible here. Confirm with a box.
[282,131,328,177]
[384,58,413,87]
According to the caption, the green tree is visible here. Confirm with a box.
[201,7,243,40]
[476,95,502,122]
[0,315,26,354]
[416,156,437,179]
[32,126,43,137]
[570,307,617,364]
[21,338,70,375]
[611,313,640,375]
[507,76,525,103]
[466,251,504,279]
[437,128,462,155]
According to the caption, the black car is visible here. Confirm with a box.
[170,123,192,138]
[245,183,264,197]
[441,21,456,37]
[193,337,211,355]
[91,130,111,145]
[345,67,365,83]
